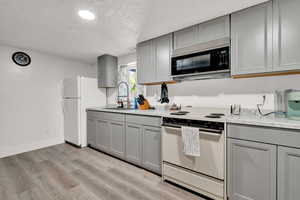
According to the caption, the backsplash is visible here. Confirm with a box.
[145,74,300,110]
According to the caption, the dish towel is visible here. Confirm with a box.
[181,126,201,157]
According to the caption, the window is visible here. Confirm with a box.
[118,62,144,103]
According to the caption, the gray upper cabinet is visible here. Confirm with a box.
[273,0,300,72]
[137,40,155,84]
[197,16,230,44]
[278,146,300,200]
[227,138,277,200]
[173,15,230,51]
[231,2,273,75]
[173,25,198,50]
[137,33,172,84]
[155,34,172,83]
[110,121,125,159]
[125,123,143,165]
[142,126,161,174]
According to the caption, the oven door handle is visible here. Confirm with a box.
[163,125,222,136]
[199,130,222,137]
[163,125,181,131]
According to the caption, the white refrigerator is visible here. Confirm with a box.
[63,76,106,147]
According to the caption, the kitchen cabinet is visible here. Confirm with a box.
[227,123,300,200]
[173,25,198,50]
[87,111,161,174]
[137,40,155,84]
[227,138,277,200]
[173,15,229,51]
[278,146,300,200]
[231,2,273,75]
[87,116,97,147]
[96,119,110,153]
[142,126,161,174]
[273,0,300,72]
[110,121,125,159]
[155,34,172,83]
[125,123,143,165]
[137,33,172,84]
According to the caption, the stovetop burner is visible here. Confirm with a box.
[205,113,225,118]
[170,111,190,116]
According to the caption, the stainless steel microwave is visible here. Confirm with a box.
[171,46,230,78]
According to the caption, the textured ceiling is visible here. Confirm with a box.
[0,0,267,64]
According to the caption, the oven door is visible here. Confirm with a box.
[162,125,224,180]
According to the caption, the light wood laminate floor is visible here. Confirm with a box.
[0,143,207,200]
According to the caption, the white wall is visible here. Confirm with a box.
[0,44,96,158]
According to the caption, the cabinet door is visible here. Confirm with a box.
[197,15,230,43]
[273,0,300,71]
[87,117,96,147]
[110,121,125,158]
[173,25,198,50]
[125,123,142,165]
[96,119,110,153]
[278,146,300,200]
[227,139,276,200]
[155,34,172,82]
[142,126,161,174]
[231,2,273,75]
[137,40,155,84]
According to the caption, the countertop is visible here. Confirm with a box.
[87,107,170,117]
[227,114,300,130]
[87,107,300,130]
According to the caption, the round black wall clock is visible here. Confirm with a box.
[12,52,31,67]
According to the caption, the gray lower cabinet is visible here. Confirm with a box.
[278,146,300,200]
[227,138,277,200]
[273,0,300,72]
[87,117,97,147]
[96,119,110,153]
[125,123,143,165]
[87,111,161,174]
[231,2,273,75]
[142,126,161,174]
[110,121,125,159]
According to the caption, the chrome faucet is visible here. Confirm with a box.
[117,81,129,108]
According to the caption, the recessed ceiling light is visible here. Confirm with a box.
[78,10,95,20]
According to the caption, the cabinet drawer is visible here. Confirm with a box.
[126,114,161,127]
[163,163,224,199]
[87,111,99,119]
[228,123,300,148]
[94,111,125,122]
